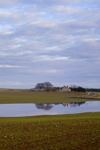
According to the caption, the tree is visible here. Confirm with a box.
[35,83,45,91]
[35,82,53,91]
[44,82,53,91]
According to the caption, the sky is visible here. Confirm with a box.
[0,0,100,89]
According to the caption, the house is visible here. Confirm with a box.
[61,85,71,92]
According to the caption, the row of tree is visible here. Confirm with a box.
[86,88,100,92]
[34,82,100,92]
[70,86,86,92]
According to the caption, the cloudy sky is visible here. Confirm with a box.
[0,0,100,89]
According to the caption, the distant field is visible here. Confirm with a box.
[0,89,98,104]
[0,113,100,150]
[0,90,99,104]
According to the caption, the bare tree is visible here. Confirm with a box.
[44,82,53,91]
[35,82,53,91]
[35,83,45,91]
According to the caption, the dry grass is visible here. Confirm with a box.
[95,92,100,98]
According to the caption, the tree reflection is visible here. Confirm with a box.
[35,103,53,110]
[70,102,85,107]
[35,102,86,110]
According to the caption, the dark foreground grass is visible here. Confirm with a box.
[0,91,99,104]
[0,113,100,150]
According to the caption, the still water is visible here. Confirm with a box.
[0,101,100,117]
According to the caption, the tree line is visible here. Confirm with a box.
[34,82,100,92]
[70,86,86,92]
[86,88,100,92]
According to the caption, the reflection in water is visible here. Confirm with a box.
[70,102,85,107]
[35,102,86,110]
[0,101,100,117]
[35,103,53,110]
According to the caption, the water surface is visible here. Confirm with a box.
[0,101,100,117]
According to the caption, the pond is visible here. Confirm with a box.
[0,101,100,117]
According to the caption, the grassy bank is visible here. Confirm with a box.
[0,90,99,104]
[95,92,100,98]
[0,113,100,150]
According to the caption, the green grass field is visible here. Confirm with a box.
[0,90,100,149]
[0,90,99,104]
[0,113,100,150]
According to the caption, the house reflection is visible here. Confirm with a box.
[62,103,69,107]
[35,102,86,110]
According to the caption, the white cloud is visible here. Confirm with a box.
[47,69,58,73]
[0,65,21,68]
[20,0,81,6]
[0,81,23,86]
[0,0,19,7]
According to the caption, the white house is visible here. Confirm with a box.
[61,85,71,92]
